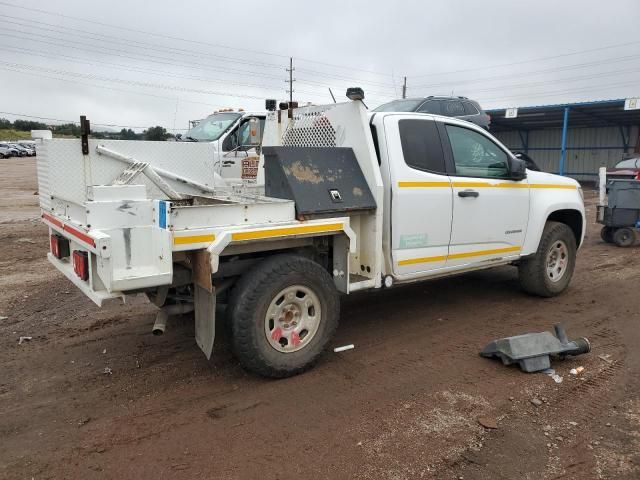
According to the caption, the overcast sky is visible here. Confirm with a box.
[0,0,638,132]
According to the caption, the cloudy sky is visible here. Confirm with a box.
[0,0,638,132]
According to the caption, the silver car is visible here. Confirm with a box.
[374,96,491,129]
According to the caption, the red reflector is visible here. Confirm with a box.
[73,251,89,281]
[50,234,70,259]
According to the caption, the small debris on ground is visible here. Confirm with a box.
[103,367,112,375]
[570,366,585,375]
[333,344,354,353]
[102,349,107,354]
[568,421,578,427]
[598,354,613,364]
[18,336,33,345]
[531,398,543,407]
[477,416,498,429]
[0,316,8,321]
[542,369,563,383]
[16,238,36,244]
[77,417,91,427]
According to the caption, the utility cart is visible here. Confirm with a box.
[597,179,640,247]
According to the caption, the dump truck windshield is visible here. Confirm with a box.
[185,112,242,141]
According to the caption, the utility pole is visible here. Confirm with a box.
[286,57,295,103]
[401,76,407,99]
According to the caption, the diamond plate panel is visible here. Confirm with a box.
[282,105,337,147]
[36,141,51,211]
[43,139,218,206]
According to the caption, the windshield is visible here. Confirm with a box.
[185,112,242,141]
[373,99,424,112]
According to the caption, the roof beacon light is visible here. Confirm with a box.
[346,87,365,101]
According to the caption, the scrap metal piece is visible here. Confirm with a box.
[480,324,590,373]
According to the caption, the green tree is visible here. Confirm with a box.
[0,118,11,129]
[144,126,168,141]
[53,123,81,136]
[13,119,48,131]
[119,128,139,140]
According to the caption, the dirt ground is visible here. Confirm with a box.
[1,157,639,480]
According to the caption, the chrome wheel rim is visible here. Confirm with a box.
[264,285,321,353]
[546,240,569,283]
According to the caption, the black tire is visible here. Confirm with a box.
[613,227,635,247]
[600,226,615,243]
[518,221,577,297]
[227,254,339,378]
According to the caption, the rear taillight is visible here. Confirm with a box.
[73,251,89,281]
[50,234,70,259]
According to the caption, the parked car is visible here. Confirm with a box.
[17,143,36,156]
[606,157,640,180]
[373,96,491,129]
[6,143,29,157]
[0,145,14,158]
[0,144,20,157]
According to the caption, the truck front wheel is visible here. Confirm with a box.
[228,254,339,378]
[518,221,577,297]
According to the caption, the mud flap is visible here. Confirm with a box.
[194,284,215,360]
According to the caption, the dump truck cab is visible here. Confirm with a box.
[183,110,266,186]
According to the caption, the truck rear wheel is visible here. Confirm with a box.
[227,254,339,378]
[518,221,577,297]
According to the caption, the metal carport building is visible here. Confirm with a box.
[486,99,640,182]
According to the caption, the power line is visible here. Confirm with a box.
[2,16,284,71]
[0,28,398,96]
[0,65,230,110]
[0,0,396,78]
[0,45,293,93]
[0,28,286,81]
[411,38,640,79]
[476,79,640,104]
[0,110,184,130]
[0,60,277,100]
[411,53,640,91]
[459,68,640,96]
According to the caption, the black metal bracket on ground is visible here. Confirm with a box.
[480,324,590,373]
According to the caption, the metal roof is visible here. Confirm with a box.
[486,99,640,132]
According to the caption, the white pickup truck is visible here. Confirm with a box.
[37,98,585,378]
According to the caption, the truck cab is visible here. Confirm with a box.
[370,111,584,283]
[183,110,266,186]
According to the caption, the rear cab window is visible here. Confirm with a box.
[398,119,446,173]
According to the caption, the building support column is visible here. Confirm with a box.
[559,107,570,176]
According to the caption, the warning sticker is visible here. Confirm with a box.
[241,156,259,180]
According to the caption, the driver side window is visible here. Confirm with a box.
[445,124,509,178]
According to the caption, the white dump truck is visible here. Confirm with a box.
[181,109,266,186]
[37,94,585,377]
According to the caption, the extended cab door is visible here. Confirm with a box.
[439,122,530,268]
[384,115,453,278]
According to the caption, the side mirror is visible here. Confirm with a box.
[510,157,527,181]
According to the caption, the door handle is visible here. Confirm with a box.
[458,189,479,198]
